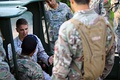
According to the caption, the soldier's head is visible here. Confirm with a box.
[70,0,90,12]
[45,0,58,9]
[21,35,37,56]
[16,18,28,41]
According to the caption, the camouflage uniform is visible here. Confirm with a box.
[89,0,107,17]
[45,2,73,42]
[17,55,44,80]
[13,35,49,64]
[111,0,120,52]
[111,0,120,27]
[104,0,111,20]
[52,9,115,80]
[8,34,51,80]
[0,36,16,80]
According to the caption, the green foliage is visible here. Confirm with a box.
[59,0,70,7]
[108,0,114,26]
[110,11,114,20]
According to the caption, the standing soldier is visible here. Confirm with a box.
[51,0,115,80]
[111,0,120,53]
[45,0,73,51]
[0,35,16,80]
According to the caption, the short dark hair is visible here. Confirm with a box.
[16,18,28,28]
[74,0,90,5]
[21,35,37,55]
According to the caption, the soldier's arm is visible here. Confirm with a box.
[51,22,75,80]
[0,62,16,80]
[35,35,49,66]
[65,4,73,20]
[52,35,72,80]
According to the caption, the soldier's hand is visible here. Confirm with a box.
[48,55,54,65]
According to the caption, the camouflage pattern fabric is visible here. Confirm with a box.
[89,0,107,16]
[111,0,120,26]
[0,36,16,80]
[17,55,44,80]
[45,2,73,42]
[51,9,115,80]
[8,34,49,65]
[8,34,51,80]
[104,0,111,20]
[111,0,120,52]
[111,0,120,13]
[0,62,16,80]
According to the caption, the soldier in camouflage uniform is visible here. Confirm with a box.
[111,0,120,53]
[52,0,115,80]
[45,0,73,51]
[8,18,52,80]
[17,35,44,80]
[0,36,16,80]
[111,0,120,26]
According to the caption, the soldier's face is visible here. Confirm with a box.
[16,24,28,40]
[46,0,57,9]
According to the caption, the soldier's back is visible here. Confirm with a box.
[17,56,44,80]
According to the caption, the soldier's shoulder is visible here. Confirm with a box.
[0,62,16,80]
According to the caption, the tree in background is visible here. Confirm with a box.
[104,0,114,25]
[58,0,70,7]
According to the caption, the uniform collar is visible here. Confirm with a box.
[74,8,95,15]
[17,36,22,47]
[18,55,33,61]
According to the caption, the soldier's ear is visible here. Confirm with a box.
[70,0,74,4]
